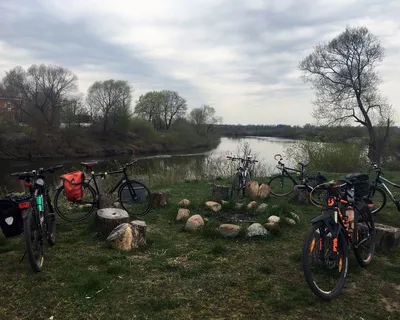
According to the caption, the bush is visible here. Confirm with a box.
[130,118,157,140]
[285,139,367,173]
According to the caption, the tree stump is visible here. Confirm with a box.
[152,192,169,207]
[96,208,130,236]
[289,185,310,205]
[211,184,230,201]
[131,220,147,248]
[107,223,133,251]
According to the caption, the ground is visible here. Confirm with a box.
[1,177,400,320]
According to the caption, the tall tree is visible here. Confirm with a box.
[86,79,133,134]
[299,26,393,163]
[189,105,222,133]
[134,91,164,127]
[3,64,78,128]
[160,90,187,130]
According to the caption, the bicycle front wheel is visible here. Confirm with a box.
[23,210,44,272]
[302,222,348,300]
[54,182,97,222]
[118,180,152,216]
[268,175,295,197]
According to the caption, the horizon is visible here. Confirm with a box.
[1,0,399,126]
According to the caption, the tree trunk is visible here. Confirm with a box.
[367,127,380,164]
[131,220,147,248]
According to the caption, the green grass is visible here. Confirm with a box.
[1,176,400,319]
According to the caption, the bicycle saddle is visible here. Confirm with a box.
[81,161,98,168]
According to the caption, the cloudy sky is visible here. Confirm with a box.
[1,0,399,125]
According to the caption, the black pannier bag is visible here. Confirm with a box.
[0,194,31,238]
[344,173,371,202]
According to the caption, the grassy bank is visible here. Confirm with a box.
[1,175,400,319]
[0,119,220,160]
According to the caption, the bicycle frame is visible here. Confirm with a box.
[374,172,400,202]
[278,165,304,185]
[85,168,130,195]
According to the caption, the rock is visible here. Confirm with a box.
[272,205,279,210]
[178,199,190,207]
[246,181,259,200]
[219,224,241,237]
[247,201,257,210]
[205,201,222,212]
[285,218,296,225]
[256,203,268,213]
[185,214,205,231]
[211,184,230,201]
[247,223,269,237]
[267,215,280,223]
[264,221,279,231]
[289,185,310,205]
[289,212,300,223]
[235,202,244,210]
[177,209,190,221]
[258,184,271,199]
[152,192,169,207]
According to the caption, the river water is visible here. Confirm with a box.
[0,136,298,191]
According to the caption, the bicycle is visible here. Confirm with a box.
[302,174,375,300]
[227,156,258,200]
[54,160,152,222]
[268,154,327,204]
[0,165,63,272]
[367,163,400,214]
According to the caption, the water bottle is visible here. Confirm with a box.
[36,195,43,212]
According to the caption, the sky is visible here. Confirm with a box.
[0,0,399,126]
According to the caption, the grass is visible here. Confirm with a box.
[1,176,400,319]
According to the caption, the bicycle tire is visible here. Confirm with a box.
[23,210,44,272]
[368,186,386,214]
[54,182,97,222]
[268,175,295,197]
[45,197,56,246]
[354,208,375,267]
[302,222,348,300]
[231,173,243,200]
[118,180,152,216]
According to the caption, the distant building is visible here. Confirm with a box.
[0,89,22,121]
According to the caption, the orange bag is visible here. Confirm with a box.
[60,171,84,201]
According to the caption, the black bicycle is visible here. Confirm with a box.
[2,165,63,272]
[268,154,327,203]
[54,160,152,222]
[367,163,400,214]
[227,156,258,200]
[302,175,375,300]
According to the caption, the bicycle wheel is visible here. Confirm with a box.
[268,175,295,197]
[368,186,386,214]
[54,182,97,222]
[231,173,243,200]
[310,185,328,207]
[354,207,375,267]
[302,222,348,300]
[44,197,56,246]
[118,180,152,216]
[23,209,44,272]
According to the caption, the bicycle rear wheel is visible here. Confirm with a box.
[23,209,44,272]
[54,182,97,222]
[118,180,152,216]
[302,222,348,300]
[268,175,295,197]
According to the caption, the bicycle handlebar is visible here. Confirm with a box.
[274,154,283,161]
[226,156,258,163]
[11,165,64,179]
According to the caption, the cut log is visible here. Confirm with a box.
[289,185,310,205]
[107,223,133,251]
[96,208,130,236]
[131,220,147,248]
[360,223,400,253]
[152,192,169,207]
[211,184,230,201]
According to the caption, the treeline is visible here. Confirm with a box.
[0,64,222,159]
[215,124,400,142]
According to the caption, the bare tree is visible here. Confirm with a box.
[86,79,133,134]
[3,64,78,128]
[134,91,164,127]
[299,26,393,163]
[160,90,187,130]
[189,105,222,133]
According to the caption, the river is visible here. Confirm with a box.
[0,136,299,191]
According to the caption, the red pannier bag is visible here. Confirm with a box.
[60,171,84,201]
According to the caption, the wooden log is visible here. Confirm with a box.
[152,192,169,207]
[96,208,130,236]
[106,223,133,251]
[131,220,147,248]
[360,223,400,253]
[211,184,230,201]
[289,185,310,205]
